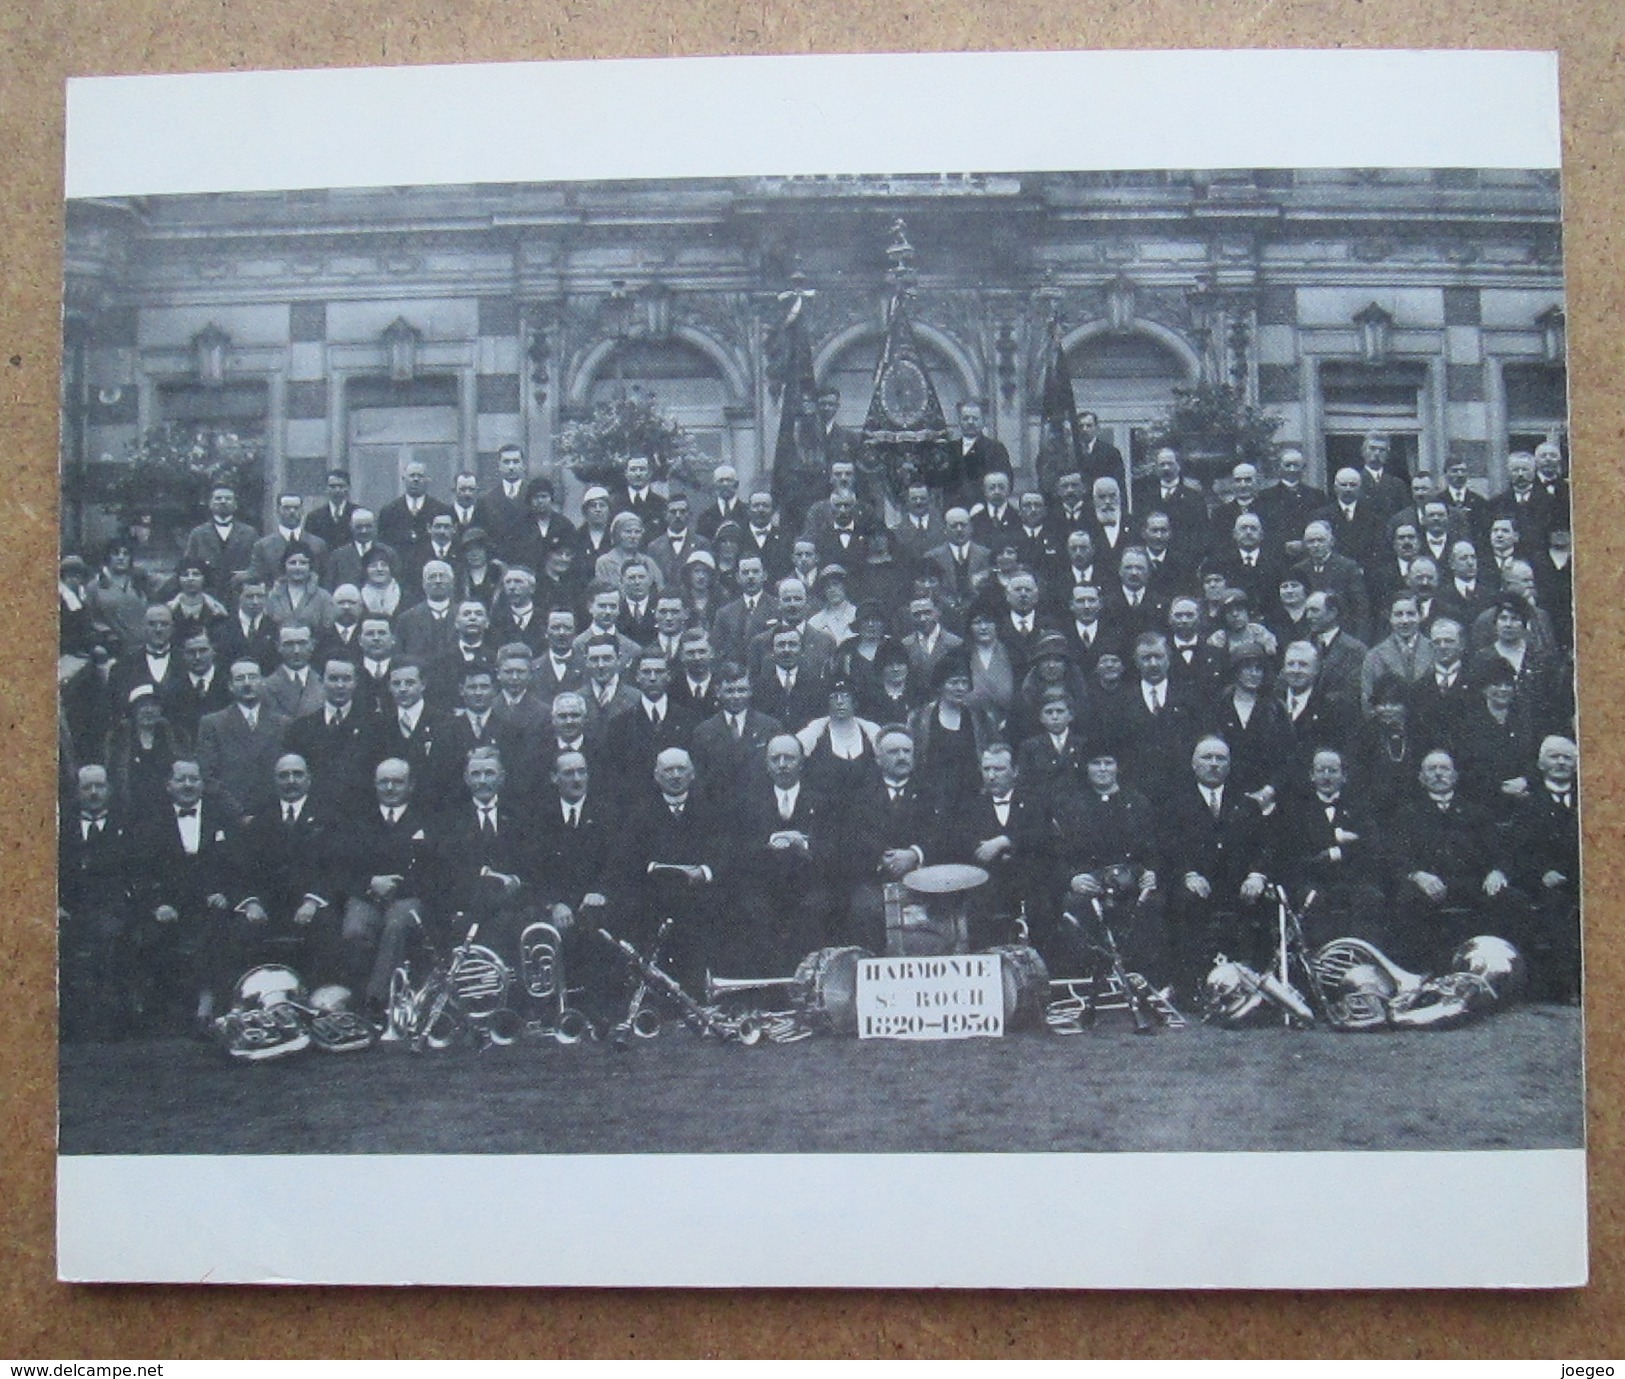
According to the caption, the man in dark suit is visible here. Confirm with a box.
[1509,735,1580,1002]
[690,665,783,801]
[1355,431,1411,522]
[395,561,460,662]
[613,454,668,535]
[809,491,874,569]
[1047,748,1166,978]
[1117,632,1202,799]
[1314,468,1384,570]
[605,649,701,795]
[473,445,534,562]
[129,758,238,1028]
[195,659,289,822]
[489,642,553,795]
[1133,447,1210,560]
[532,609,586,703]
[450,471,483,536]
[1275,640,1355,783]
[304,470,360,551]
[402,514,462,606]
[942,742,1047,949]
[644,494,711,588]
[488,566,545,652]
[901,594,965,689]
[614,747,724,987]
[1440,458,1490,546]
[58,763,135,1040]
[1389,749,1516,974]
[324,509,399,594]
[283,654,384,814]
[374,660,441,795]
[841,726,941,955]
[1138,511,1194,599]
[1211,511,1280,611]
[1304,590,1369,706]
[726,734,836,972]
[1102,547,1167,649]
[542,691,608,775]
[354,616,399,718]
[580,636,642,728]
[951,400,1013,507]
[1292,520,1372,644]
[427,661,509,801]
[739,492,793,583]
[1278,747,1386,948]
[671,629,720,718]
[249,493,331,587]
[1164,596,1223,701]
[995,571,1048,677]
[752,626,828,733]
[968,471,1021,552]
[1438,539,1498,629]
[1255,448,1327,551]
[429,745,542,959]
[377,459,453,555]
[261,623,326,722]
[923,509,993,619]
[694,464,743,543]
[1487,451,1554,554]
[1159,735,1273,1004]
[224,752,343,991]
[336,756,431,1018]
[529,747,621,1022]
[1075,410,1126,489]
[162,627,232,743]
[183,484,260,602]
[213,577,281,676]
[711,554,777,668]
[108,602,180,713]
[1408,616,1476,755]
[890,482,948,571]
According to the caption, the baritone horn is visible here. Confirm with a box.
[518,918,595,1044]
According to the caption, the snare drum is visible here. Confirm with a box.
[984,944,1052,1029]
[792,945,872,1035]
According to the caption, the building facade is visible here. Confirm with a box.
[62,169,1567,537]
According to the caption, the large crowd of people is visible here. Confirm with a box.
[56,406,1582,1041]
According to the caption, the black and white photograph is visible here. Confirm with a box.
[52,51,1586,1287]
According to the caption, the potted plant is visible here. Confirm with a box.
[557,389,700,492]
[1146,382,1283,488]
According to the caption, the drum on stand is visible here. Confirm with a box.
[886,864,989,957]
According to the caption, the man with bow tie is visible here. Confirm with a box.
[1279,748,1386,948]
[183,483,259,602]
[943,743,1046,949]
[58,764,135,1040]
[130,759,238,1031]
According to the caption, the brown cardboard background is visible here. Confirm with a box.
[3,5,1621,1359]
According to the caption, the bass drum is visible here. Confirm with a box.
[984,944,1051,1030]
[792,946,873,1036]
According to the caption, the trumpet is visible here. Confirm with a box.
[703,972,801,1003]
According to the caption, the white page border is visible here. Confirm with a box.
[60,1150,1586,1288]
[66,50,1560,200]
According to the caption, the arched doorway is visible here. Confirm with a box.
[1063,327,1199,477]
[582,337,736,479]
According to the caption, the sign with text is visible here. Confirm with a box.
[856,954,1005,1040]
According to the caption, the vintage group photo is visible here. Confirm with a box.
[55,164,1583,1160]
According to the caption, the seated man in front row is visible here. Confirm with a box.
[941,742,1048,951]
[338,757,430,1021]
[1048,746,1165,982]
[842,725,939,956]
